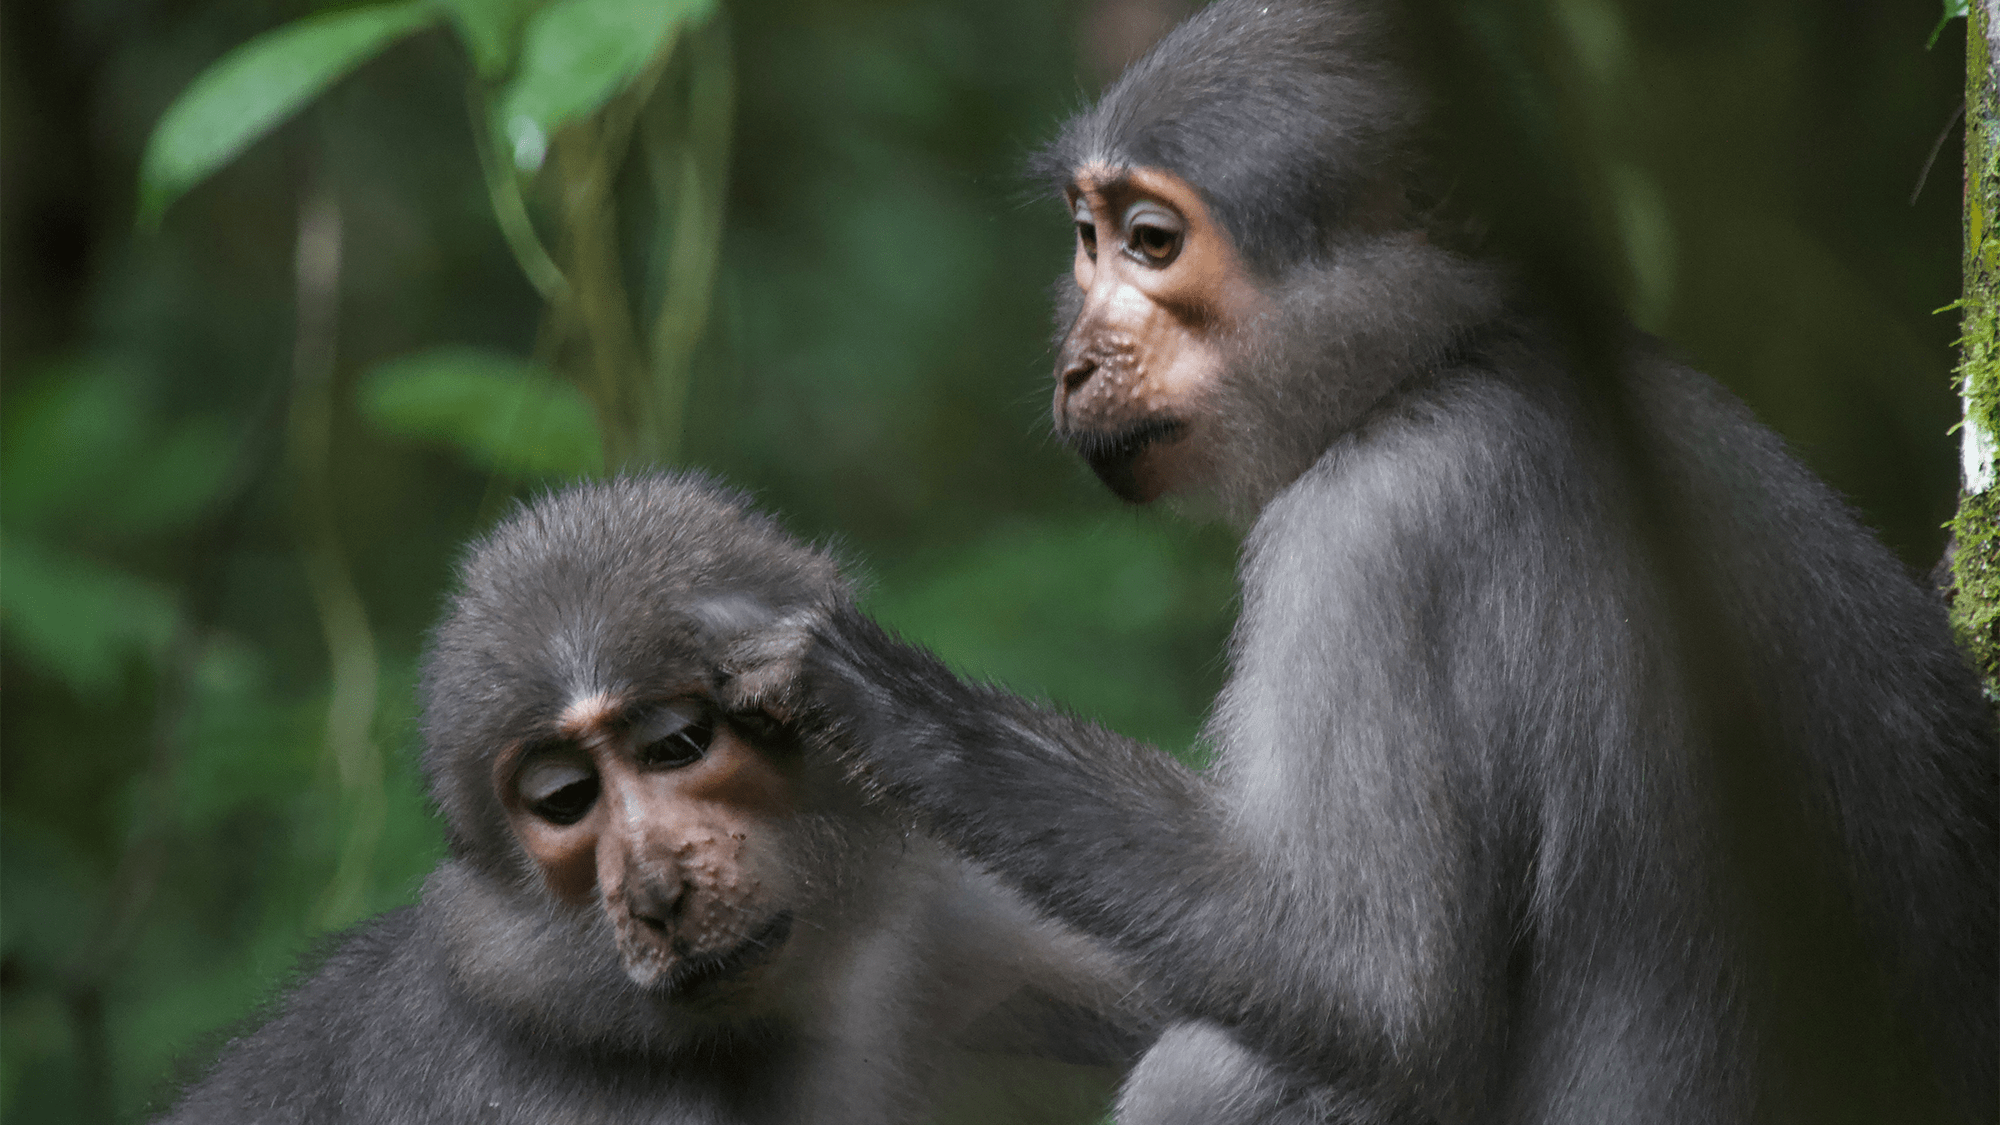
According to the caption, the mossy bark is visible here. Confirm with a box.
[1953,7,2000,700]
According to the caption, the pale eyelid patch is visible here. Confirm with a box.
[518,756,594,805]
[1121,199,1184,233]
[631,700,709,745]
[1072,197,1099,256]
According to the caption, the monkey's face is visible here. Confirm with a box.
[1055,164,1269,503]
[494,689,801,1000]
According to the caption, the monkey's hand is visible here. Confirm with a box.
[715,605,829,723]
[793,602,1203,855]
[788,602,983,806]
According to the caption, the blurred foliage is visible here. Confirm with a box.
[0,0,1977,1121]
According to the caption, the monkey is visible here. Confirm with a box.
[153,474,1145,1125]
[736,2,2000,1122]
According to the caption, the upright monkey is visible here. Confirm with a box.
[751,3,2000,1122]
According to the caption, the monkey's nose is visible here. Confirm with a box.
[1062,357,1097,394]
[626,878,686,932]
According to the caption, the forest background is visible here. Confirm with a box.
[0,0,1982,1121]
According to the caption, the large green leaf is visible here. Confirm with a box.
[1,359,237,540]
[442,0,548,78]
[0,536,179,692]
[494,0,712,171]
[356,347,603,477]
[138,1,442,226]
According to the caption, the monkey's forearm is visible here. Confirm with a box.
[799,608,1368,1060]
[803,607,1220,938]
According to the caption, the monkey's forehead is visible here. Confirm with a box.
[1030,0,1413,276]
[419,625,714,751]
[423,568,821,720]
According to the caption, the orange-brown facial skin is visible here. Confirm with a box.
[1057,164,1271,503]
[494,688,798,1000]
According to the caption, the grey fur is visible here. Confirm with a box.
[154,474,1143,1125]
[787,2,2000,1122]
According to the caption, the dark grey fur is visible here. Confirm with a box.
[1030,0,1412,278]
[788,2,2000,1122]
[154,475,1141,1125]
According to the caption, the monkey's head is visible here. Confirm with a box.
[1037,0,1497,511]
[420,475,865,1029]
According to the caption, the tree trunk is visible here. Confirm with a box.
[1952,3,2000,702]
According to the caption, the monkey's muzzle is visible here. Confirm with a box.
[619,910,795,999]
[1065,417,1187,503]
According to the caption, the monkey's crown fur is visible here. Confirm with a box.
[418,473,844,866]
[1032,0,1414,277]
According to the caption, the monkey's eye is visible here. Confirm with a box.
[517,756,599,826]
[1122,201,1184,265]
[1072,198,1098,259]
[634,703,715,769]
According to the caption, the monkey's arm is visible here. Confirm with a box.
[796,381,1584,1094]
[799,599,1487,1101]
[803,600,1224,945]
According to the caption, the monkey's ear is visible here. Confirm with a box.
[715,605,828,721]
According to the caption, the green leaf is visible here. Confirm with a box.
[442,0,548,78]
[494,0,712,171]
[0,536,179,692]
[1930,0,1968,48]
[356,347,603,476]
[1,360,145,532]
[138,2,442,227]
[1,358,237,539]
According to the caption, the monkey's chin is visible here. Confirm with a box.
[1068,417,1190,503]
[618,912,795,1002]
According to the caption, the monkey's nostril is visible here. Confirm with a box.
[1062,359,1096,393]
[626,880,685,931]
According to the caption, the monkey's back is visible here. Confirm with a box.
[1634,353,1998,1115]
[1217,340,1995,1122]
[1472,345,1994,1119]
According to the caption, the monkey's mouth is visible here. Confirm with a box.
[646,911,795,1000]
[1064,417,1187,503]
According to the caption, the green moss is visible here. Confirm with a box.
[1953,10,2000,696]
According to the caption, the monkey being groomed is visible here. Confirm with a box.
[745,2,2000,1124]
[153,475,1141,1125]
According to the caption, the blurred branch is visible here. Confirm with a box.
[644,15,734,465]
[551,105,653,467]
[61,480,273,1125]
[531,15,734,470]
[467,82,572,304]
[1909,101,1964,206]
[286,182,387,930]
[62,231,300,1125]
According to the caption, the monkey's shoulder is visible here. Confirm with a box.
[153,907,454,1123]
[1247,368,1605,587]
[157,901,736,1123]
